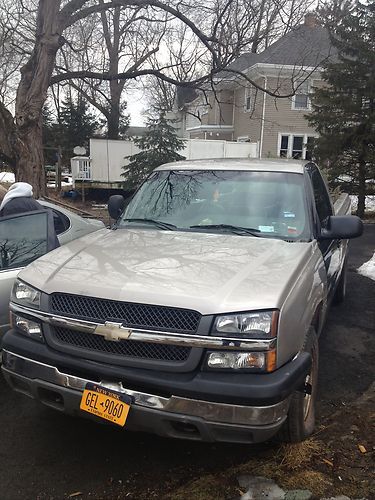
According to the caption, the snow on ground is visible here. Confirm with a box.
[47,180,73,188]
[0,172,15,183]
[357,252,375,281]
[350,195,375,212]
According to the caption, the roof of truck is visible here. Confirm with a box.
[156,158,310,174]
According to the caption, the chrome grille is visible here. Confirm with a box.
[53,327,191,362]
[50,293,201,333]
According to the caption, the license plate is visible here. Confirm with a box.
[80,383,131,426]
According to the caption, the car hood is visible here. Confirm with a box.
[19,228,314,315]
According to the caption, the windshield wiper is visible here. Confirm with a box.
[189,224,260,236]
[122,218,177,230]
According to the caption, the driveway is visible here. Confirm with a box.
[0,225,374,499]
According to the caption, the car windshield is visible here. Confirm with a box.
[120,169,310,240]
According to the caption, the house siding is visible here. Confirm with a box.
[185,75,323,153]
[233,77,264,143]
[260,77,320,158]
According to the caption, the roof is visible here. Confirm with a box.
[214,22,336,82]
[257,24,335,67]
[156,158,308,174]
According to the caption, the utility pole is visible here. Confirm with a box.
[56,145,62,191]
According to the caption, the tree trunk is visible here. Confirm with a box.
[13,0,63,197]
[107,97,121,139]
[0,102,17,167]
[15,118,46,194]
[357,160,366,218]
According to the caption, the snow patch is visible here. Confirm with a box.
[357,252,375,281]
[0,172,15,183]
[350,195,375,212]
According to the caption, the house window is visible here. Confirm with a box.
[278,134,316,160]
[292,136,304,159]
[292,80,310,110]
[244,86,252,112]
[280,135,289,157]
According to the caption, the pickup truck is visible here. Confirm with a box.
[1,159,363,444]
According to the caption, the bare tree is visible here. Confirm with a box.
[0,0,319,196]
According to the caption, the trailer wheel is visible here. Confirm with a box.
[279,328,319,443]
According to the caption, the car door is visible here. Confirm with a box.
[0,211,50,335]
[309,167,341,300]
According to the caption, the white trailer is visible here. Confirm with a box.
[71,138,258,188]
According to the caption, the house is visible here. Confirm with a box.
[179,14,335,160]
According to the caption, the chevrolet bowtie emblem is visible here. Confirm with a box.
[93,322,133,342]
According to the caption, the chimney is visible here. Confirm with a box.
[304,13,318,28]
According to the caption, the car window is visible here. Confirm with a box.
[310,169,333,226]
[0,211,49,270]
[52,209,70,235]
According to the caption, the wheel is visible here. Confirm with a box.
[279,328,319,443]
[332,259,347,305]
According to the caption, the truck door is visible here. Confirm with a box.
[309,167,341,300]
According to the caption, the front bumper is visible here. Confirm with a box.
[2,350,291,443]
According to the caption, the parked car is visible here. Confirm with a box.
[0,200,104,336]
[1,159,363,443]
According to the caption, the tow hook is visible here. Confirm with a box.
[297,382,312,395]
[302,382,312,395]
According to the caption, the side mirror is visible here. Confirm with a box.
[319,215,363,240]
[108,195,125,220]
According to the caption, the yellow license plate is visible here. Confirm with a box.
[80,383,131,427]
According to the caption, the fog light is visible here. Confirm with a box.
[15,315,43,341]
[207,351,266,370]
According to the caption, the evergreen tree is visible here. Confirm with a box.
[42,104,58,166]
[42,96,100,168]
[307,1,375,217]
[122,113,186,188]
[59,96,99,154]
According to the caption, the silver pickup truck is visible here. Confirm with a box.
[1,159,363,444]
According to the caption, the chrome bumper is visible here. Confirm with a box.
[2,350,289,427]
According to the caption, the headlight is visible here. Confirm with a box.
[12,280,41,309]
[206,350,276,372]
[11,313,43,342]
[212,310,278,337]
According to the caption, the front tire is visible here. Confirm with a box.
[279,328,319,443]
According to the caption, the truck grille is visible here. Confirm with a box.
[50,293,201,333]
[53,327,191,362]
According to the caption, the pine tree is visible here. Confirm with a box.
[122,113,186,189]
[42,96,99,168]
[59,96,99,154]
[307,2,375,217]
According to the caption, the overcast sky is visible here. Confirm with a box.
[126,88,147,126]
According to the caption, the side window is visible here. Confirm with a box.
[52,209,70,235]
[310,169,332,226]
[0,212,49,270]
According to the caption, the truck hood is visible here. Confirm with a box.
[19,228,314,315]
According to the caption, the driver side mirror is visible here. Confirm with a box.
[319,215,363,240]
[108,195,125,220]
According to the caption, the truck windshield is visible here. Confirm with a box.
[121,170,310,240]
